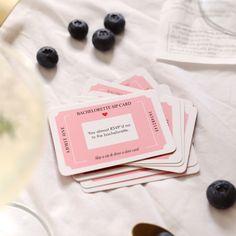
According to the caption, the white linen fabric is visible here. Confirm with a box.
[1,0,236,235]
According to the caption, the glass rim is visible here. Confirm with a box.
[0,202,53,235]
[198,0,236,36]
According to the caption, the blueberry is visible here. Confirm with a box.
[68,19,88,40]
[207,180,236,209]
[104,13,125,34]
[36,47,58,68]
[157,232,173,236]
[92,29,115,51]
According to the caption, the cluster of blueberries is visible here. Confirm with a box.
[36,13,125,69]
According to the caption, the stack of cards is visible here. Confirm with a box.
[49,68,200,193]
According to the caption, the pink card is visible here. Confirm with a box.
[83,78,138,96]
[49,91,175,176]
[118,68,159,90]
[73,165,138,182]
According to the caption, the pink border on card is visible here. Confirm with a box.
[55,96,167,169]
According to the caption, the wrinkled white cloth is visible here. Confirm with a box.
[1,0,236,235]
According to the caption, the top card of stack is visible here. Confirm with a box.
[48,89,176,176]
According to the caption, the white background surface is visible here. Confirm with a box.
[1,0,236,235]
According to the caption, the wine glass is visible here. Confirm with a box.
[0,39,51,235]
[0,1,52,234]
[0,40,45,204]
